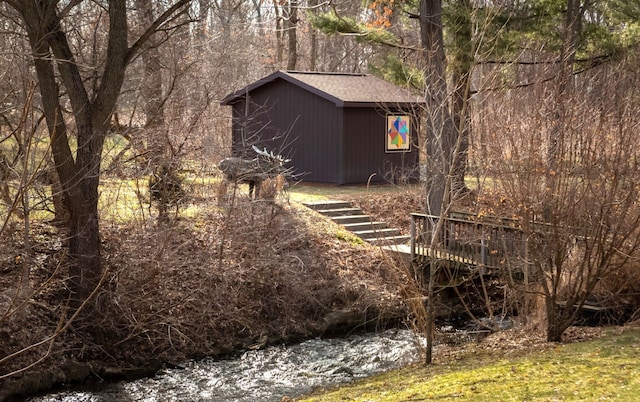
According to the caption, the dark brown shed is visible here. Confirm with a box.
[220,70,423,184]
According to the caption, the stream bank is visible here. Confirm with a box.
[1,303,408,401]
[1,199,416,401]
[29,329,423,402]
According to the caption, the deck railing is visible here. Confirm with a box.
[410,212,528,274]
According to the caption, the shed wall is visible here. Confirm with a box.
[342,108,420,184]
[231,79,343,183]
[227,76,421,185]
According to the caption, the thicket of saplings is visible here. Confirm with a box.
[461,57,640,339]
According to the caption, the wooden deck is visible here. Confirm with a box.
[385,243,479,266]
[406,212,529,276]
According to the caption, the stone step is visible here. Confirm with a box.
[381,243,412,254]
[317,207,365,217]
[353,227,401,240]
[302,200,352,211]
[331,215,374,225]
[302,199,410,247]
[367,235,412,246]
[343,221,388,232]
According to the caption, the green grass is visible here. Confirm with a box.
[286,176,486,203]
[298,328,640,401]
[6,171,474,225]
[98,178,151,223]
[288,182,424,203]
[333,226,367,246]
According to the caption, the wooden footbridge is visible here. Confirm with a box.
[407,211,529,278]
[303,200,617,320]
[303,200,529,278]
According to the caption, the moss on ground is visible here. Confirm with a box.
[298,327,640,401]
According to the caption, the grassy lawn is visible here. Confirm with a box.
[298,327,640,401]
[287,182,424,203]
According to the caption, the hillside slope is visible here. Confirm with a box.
[0,198,408,400]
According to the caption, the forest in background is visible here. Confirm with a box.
[1,0,640,398]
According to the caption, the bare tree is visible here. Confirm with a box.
[418,0,461,364]
[2,0,191,306]
[481,51,640,341]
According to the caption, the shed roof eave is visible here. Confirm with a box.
[220,70,426,106]
[220,71,285,105]
[342,101,425,108]
[220,71,347,106]
[220,96,240,106]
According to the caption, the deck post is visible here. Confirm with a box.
[410,215,416,260]
[479,225,487,275]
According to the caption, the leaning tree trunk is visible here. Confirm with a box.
[28,38,103,305]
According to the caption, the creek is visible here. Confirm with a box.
[30,329,427,402]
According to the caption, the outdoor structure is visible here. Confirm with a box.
[220,70,424,184]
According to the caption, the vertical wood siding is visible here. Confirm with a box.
[343,108,420,184]
[230,78,420,184]
[232,79,342,183]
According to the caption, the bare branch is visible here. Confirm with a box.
[126,0,191,65]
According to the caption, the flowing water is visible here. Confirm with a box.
[32,329,426,402]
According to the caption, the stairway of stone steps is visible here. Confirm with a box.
[302,200,410,246]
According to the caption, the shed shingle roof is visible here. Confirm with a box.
[221,70,424,107]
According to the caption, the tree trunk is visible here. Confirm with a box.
[137,0,172,223]
[68,211,102,303]
[18,0,128,305]
[275,4,284,67]
[13,0,189,306]
[425,262,438,364]
[541,0,589,338]
[544,294,576,343]
[420,0,455,216]
[138,0,165,132]
[48,165,70,227]
[546,0,586,218]
[285,0,298,70]
[26,25,100,305]
[420,0,460,364]
[545,298,563,342]
[449,0,473,193]
[309,0,318,71]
